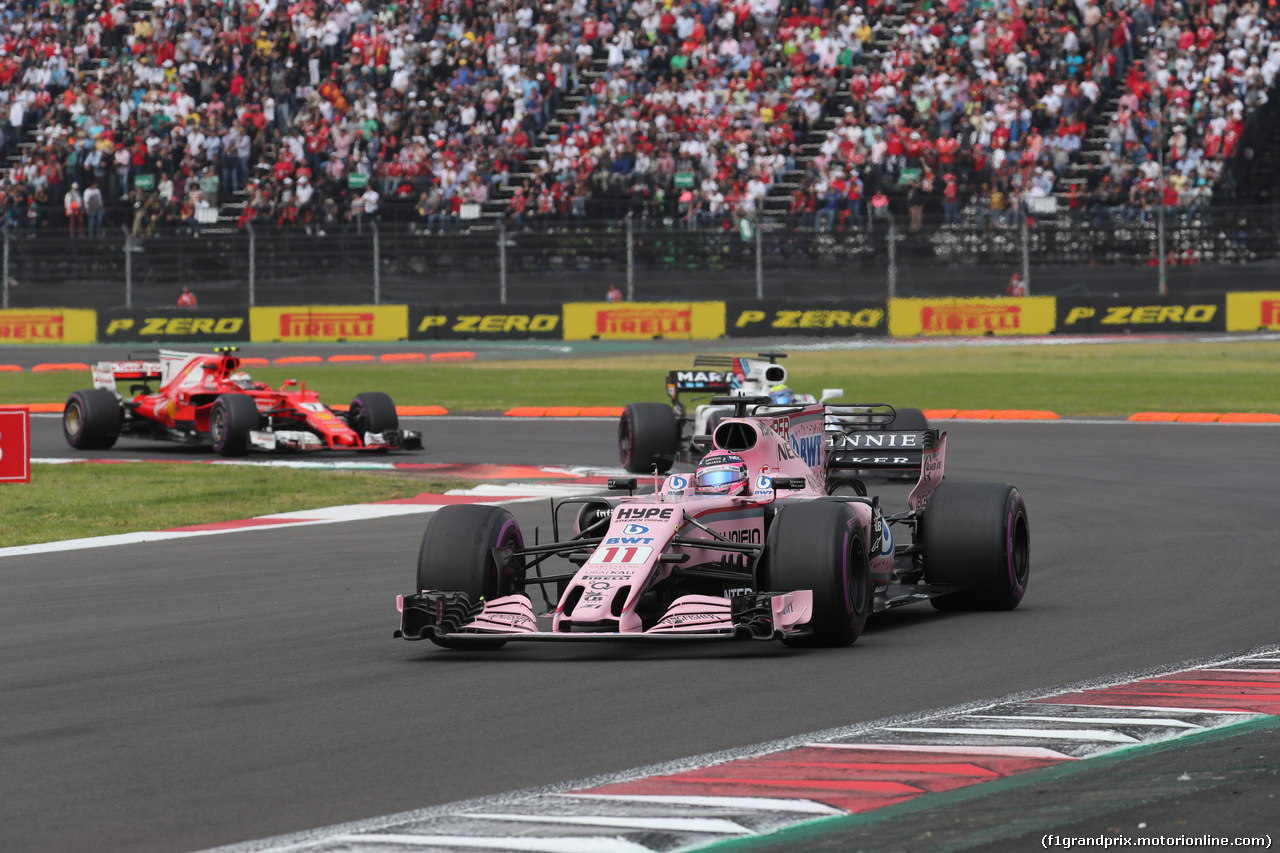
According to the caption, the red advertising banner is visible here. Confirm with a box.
[0,407,31,483]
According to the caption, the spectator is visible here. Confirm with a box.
[606,284,623,303]
[178,286,197,308]
[84,183,104,239]
[64,183,84,238]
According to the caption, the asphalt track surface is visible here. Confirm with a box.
[4,416,1280,852]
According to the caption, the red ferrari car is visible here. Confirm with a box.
[62,347,422,455]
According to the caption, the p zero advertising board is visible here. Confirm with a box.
[0,407,31,484]
[888,297,1056,337]
[1057,295,1225,333]
[249,305,408,343]
[0,309,97,344]
[409,304,562,340]
[99,309,249,343]
[725,300,888,337]
[561,302,725,340]
[1225,291,1280,332]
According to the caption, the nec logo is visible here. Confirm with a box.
[791,433,822,467]
[0,313,63,340]
[920,304,1020,333]
[280,312,375,338]
[596,308,691,335]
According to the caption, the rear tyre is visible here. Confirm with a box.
[349,391,398,438]
[619,402,678,474]
[923,482,1030,611]
[417,505,526,650]
[209,393,260,457]
[765,502,871,647]
[893,407,929,430]
[62,389,122,450]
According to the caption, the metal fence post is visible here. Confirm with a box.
[755,205,763,299]
[247,222,256,307]
[2,224,8,309]
[1020,201,1031,294]
[886,216,897,300]
[625,213,634,301]
[122,226,132,308]
[372,220,381,305]
[498,218,508,305]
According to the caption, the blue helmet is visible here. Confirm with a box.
[695,453,749,495]
[768,383,793,405]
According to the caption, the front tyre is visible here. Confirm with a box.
[765,502,872,647]
[923,482,1030,611]
[349,391,398,438]
[209,394,260,457]
[62,389,122,450]
[417,505,526,650]
[619,402,679,474]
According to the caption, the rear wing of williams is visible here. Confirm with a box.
[665,353,790,401]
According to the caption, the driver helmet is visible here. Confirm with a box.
[229,371,255,390]
[767,383,793,405]
[694,453,749,496]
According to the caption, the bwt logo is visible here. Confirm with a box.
[280,312,375,338]
[596,309,692,335]
[1261,300,1280,328]
[0,314,63,340]
[920,304,1021,333]
[791,433,822,467]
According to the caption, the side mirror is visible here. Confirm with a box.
[821,388,845,402]
[607,478,638,492]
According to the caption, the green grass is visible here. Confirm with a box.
[5,341,1280,415]
[0,464,472,548]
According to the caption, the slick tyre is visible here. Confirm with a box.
[349,391,398,439]
[892,407,929,430]
[417,505,526,650]
[923,483,1030,611]
[209,393,260,457]
[62,389,122,450]
[765,501,872,647]
[619,402,678,474]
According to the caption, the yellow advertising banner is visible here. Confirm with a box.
[562,302,726,340]
[250,305,408,342]
[888,297,1056,337]
[0,308,97,344]
[1225,291,1280,332]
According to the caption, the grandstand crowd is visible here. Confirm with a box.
[0,0,1275,239]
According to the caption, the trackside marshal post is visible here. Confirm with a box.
[0,406,31,483]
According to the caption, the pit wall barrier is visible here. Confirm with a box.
[6,295,1280,343]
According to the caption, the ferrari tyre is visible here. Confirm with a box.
[892,407,929,430]
[619,402,678,474]
[349,391,398,438]
[209,393,260,457]
[417,505,525,650]
[765,501,871,647]
[923,482,1029,611]
[62,389,122,450]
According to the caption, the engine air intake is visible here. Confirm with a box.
[714,421,758,452]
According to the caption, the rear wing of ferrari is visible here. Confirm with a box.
[91,359,164,390]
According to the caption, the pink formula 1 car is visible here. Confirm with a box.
[397,396,1029,649]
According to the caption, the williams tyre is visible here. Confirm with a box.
[922,482,1030,610]
[619,402,679,474]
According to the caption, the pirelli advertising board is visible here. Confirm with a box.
[0,308,97,344]
[561,301,725,340]
[888,297,1056,337]
[1057,295,1225,333]
[409,303,562,340]
[99,309,249,342]
[725,300,887,337]
[249,305,408,343]
[1226,291,1280,332]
